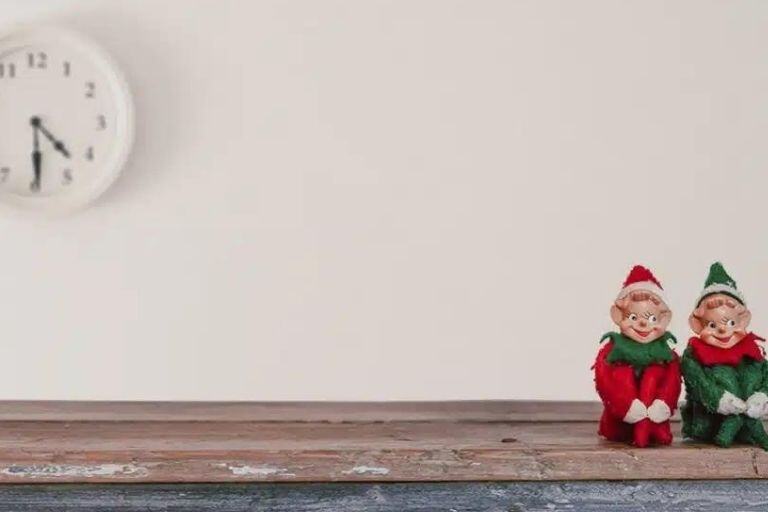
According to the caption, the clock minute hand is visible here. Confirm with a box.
[30,122,42,192]
[31,117,71,159]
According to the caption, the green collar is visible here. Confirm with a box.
[601,331,676,368]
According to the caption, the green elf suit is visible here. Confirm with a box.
[681,332,768,448]
[681,262,768,449]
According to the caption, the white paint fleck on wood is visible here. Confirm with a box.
[215,464,295,477]
[343,466,391,476]
[0,463,147,479]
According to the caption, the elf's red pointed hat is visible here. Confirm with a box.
[616,265,667,304]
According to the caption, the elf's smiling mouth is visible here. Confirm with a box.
[632,328,652,338]
[714,335,733,343]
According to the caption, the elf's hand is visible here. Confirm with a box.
[718,391,747,416]
[746,392,768,419]
[623,399,647,424]
[647,399,672,423]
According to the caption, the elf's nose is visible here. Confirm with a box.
[639,319,648,328]
[717,325,727,335]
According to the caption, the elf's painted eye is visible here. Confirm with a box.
[727,319,736,328]
[707,321,717,329]
[628,313,638,321]
[649,315,658,323]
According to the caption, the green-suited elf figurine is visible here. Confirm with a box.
[681,262,768,449]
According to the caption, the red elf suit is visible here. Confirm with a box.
[593,266,681,447]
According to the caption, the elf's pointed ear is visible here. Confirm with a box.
[610,303,623,325]
[739,308,752,329]
[689,312,704,334]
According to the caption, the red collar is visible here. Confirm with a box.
[689,333,765,366]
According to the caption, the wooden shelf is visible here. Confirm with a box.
[0,400,761,484]
[0,399,599,422]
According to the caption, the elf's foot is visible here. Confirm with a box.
[685,415,716,441]
[681,402,719,442]
[650,421,673,445]
[633,419,651,448]
[680,405,694,439]
[743,418,768,451]
[598,410,632,443]
[714,415,744,448]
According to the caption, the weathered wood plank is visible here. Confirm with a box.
[0,420,760,483]
[0,482,765,511]
[0,400,602,422]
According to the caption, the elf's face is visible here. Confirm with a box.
[610,291,671,343]
[689,294,751,349]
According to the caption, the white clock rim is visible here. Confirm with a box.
[0,25,134,214]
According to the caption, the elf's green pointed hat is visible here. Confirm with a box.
[696,262,745,306]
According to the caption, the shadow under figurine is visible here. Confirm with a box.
[594,265,681,447]
[681,262,768,449]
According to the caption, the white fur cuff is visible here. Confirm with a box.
[746,392,768,419]
[647,399,672,423]
[623,399,647,424]
[717,391,747,415]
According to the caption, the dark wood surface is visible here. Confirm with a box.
[0,482,764,511]
[0,400,756,483]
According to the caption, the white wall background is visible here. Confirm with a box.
[0,0,767,400]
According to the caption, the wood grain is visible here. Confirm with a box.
[0,417,758,483]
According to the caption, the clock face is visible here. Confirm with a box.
[0,27,133,212]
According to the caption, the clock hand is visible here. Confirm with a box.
[30,116,71,159]
[30,120,42,193]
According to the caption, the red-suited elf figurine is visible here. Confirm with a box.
[593,265,681,447]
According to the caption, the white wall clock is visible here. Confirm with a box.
[0,27,134,213]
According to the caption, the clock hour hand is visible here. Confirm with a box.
[30,116,71,159]
[30,122,42,192]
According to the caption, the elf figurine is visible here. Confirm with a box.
[681,262,768,449]
[593,265,681,447]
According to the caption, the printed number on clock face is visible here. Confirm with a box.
[0,28,133,210]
